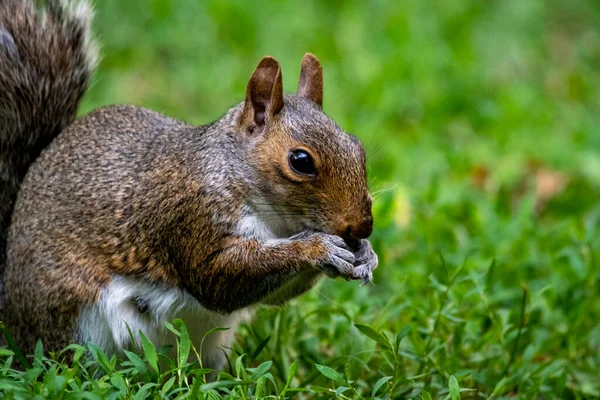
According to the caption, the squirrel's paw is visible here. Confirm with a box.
[311,233,356,278]
[349,239,378,284]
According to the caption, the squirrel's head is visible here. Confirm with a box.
[237,54,373,241]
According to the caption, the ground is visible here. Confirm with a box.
[1,0,599,398]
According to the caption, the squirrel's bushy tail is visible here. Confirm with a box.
[0,0,97,295]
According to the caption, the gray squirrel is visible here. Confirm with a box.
[0,0,377,370]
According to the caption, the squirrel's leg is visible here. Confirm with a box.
[194,232,355,313]
[3,259,99,358]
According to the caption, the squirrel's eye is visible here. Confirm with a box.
[288,150,316,176]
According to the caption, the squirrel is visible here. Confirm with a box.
[0,0,378,370]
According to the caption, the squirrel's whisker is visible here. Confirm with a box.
[370,184,398,197]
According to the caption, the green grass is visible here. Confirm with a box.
[2,0,600,398]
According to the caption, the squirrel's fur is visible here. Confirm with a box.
[0,0,377,369]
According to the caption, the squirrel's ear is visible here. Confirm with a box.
[297,53,323,108]
[239,56,284,132]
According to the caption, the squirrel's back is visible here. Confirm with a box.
[0,0,97,317]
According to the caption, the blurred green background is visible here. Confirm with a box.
[81,0,600,397]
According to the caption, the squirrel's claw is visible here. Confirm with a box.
[350,239,378,286]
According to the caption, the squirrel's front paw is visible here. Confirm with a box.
[310,233,356,278]
[348,239,378,284]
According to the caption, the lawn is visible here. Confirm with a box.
[1,0,600,398]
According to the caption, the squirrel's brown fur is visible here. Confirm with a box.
[0,0,377,364]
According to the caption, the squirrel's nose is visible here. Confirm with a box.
[343,216,373,240]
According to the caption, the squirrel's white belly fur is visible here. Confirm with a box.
[78,276,250,369]
[77,209,272,369]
